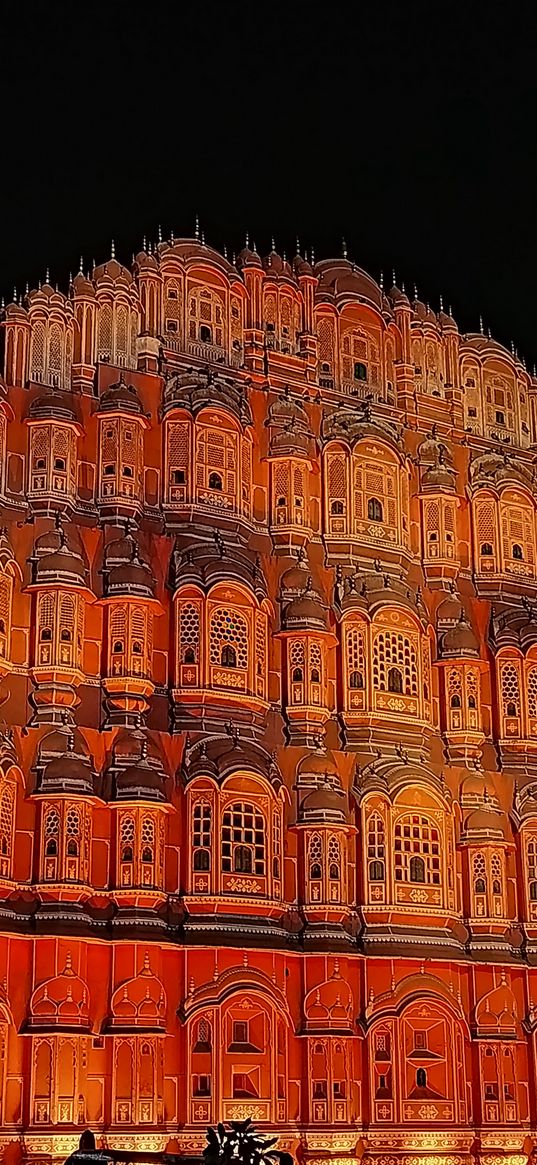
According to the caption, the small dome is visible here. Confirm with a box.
[283,580,328,631]
[31,524,87,588]
[111,734,167,803]
[263,248,285,275]
[297,745,338,784]
[412,297,428,321]
[134,249,159,272]
[40,754,94,796]
[421,463,456,491]
[464,807,506,838]
[440,610,479,658]
[99,376,144,415]
[293,253,313,277]
[300,781,349,824]
[28,390,77,422]
[71,270,95,297]
[103,534,155,599]
[236,243,263,270]
[388,282,410,307]
[439,307,458,332]
[280,551,311,596]
[436,587,462,626]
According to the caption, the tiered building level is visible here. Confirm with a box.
[0,236,537,1165]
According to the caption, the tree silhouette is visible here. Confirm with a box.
[203,1119,292,1165]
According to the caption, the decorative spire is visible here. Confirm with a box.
[79,255,84,274]
[342,237,347,259]
[201,230,206,246]
[296,235,300,255]
[194,214,200,241]
[479,314,484,335]
[245,230,250,248]
[439,294,443,311]
[392,268,396,286]
[143,235,147,251]
[379,270,384,291]
[223,243,228,259]
[110,240,115,260]
[158,224,162,243]
[414,283,418,300]
[170,229,174,243]
[310,245,315,265]
[271,235,276,251]
[45,268,50,285]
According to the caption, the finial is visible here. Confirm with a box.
[1,298,4,310]
[158,224,162,243]
[25,281,29,295]
[143,236,147,251]
[252,240,257,253]
[45,268,50,284]
[170,229,174,243]
[379,270,384,290]
[479,315,484,335]
[111,240,116,259]
[439,294,443,311]
[143,949,151,972]
[342,237,347,259]
[271,236,276,251]
[296,235,300,255]
[223,243,228,259]
[12,286,16,302]
[449,304,453,316]
[392,268,396,286]
[511,339,515,355]
[232,251,236,265]
[79,255,84,274]
[487,327,492,339]
[401,280,406,294]
[413,283,418,300]
[201,230,206,246]
[310,245,315,265]
[194,214,200,241]
[245,230,250,248]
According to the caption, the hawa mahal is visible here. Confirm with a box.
[0,230,536,1165]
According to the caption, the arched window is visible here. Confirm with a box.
[184,647,195,664]
[350,670,364,689]
[193,802,212,876]
[234,845,252,873]
[331,500,344,515]
[528,838,537,903]
[416,1068,427,1088]
[292,666,303,682]
[450,693,461,709]
[221,644,237,668]
[409,855,425,883]
[309,833,323,883]
[221,802,265,877]
[388,667,403,694]
[394,814,441,885]
[368,497,383,522]
[481,543,493,556]
[208,472,222,491]
[310,667,320,684]
[513,544,524,560]
[194,848,210,871]
[120,816,135,863]
[475,877,486,894]
[354,362,367,381]
[370,859,385,881]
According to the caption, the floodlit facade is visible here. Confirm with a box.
[0,235,537,1165]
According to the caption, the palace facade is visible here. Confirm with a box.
[0,233,536,1165]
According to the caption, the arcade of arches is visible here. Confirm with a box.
[0,236,537,1165]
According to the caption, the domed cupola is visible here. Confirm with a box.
[34,724,95,797]
[294,743,352,926]
[98,374,145,416]
[439,609,480,659]
[30,521,89,591]
[162,366,252,427]
[236,241,263,270]
[436,583,463,627]
[27,389,78,423]
[299,779,349,825]
[279,548,311,599]
[282,579,328,632]
[109,729,167,803]
[102,532,156,601]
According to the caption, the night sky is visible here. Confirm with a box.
[1,2,536,361]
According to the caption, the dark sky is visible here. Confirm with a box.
[2,2,536,361]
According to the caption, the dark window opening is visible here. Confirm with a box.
[481,543,493,556]
[310,668,320,684]
[122,465,133,478]
[410,855,425,883]
[221,645,237,668]
[350,670,364,689]
[141,847,153,864]
[173,469,185,484]
[370,860,385,881]
[310,862,322,880]
[354,362,367,381]
[40,628,52,641]
[331,500,344,515]
[292,667,303,682]
[199,325,212,343]
[416,1068,427,1088]
[450,694,461,709]
[183,648,195,664]
[496,410,505,425]
[368,496,383,522]
[208,472,222,490]
[506,701,517,717]
[104,464,115,475]
[234,845,252,873]
[122,846,133,863]
[46,839,57,856]
[35,458,46,470]
[67,839,78,856]
[512,544,523,560]
[388,667,403,694]
[194,848,210,871]
[113,641,124,654]
[54,458,66,471]
[132,641,142,654]
[329,863,339,880]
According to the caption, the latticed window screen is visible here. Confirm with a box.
[121,816,135,859]
[499,660,521,718]
[167,422,190,492]
[527,838,537,901]
[373,630,418,696]
[491,852,503,891]
[193,803,212,859]
[164,279,182,332]
[272,810,282,880]
[0,780,14,865]
[309,641,322,683]
[254,613,267,682]
[241,438,252,514]
[326,454,347,515]
[221,802,265,875]
[473,851,487,888]
[116,306,128,362]
[500,500,535,569]
[317,317,336,374]
[48,324,62,376]
[328,836,341,879]
[527,668,537,719]
[475,499,497,561]
[308,833,323,878]
[179,603,200,663]
[341,329,369,382]
[209,608,248,668]
[394,815,441,884]
[98,304,113,359]
[31,322,46,377]
[141,817,155,859]
[367,813,385,881]
[188,288,224,346]
[196,426,238,503]
[345,624,366,690]
[352,454,398,533]
[0,573,12,656]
